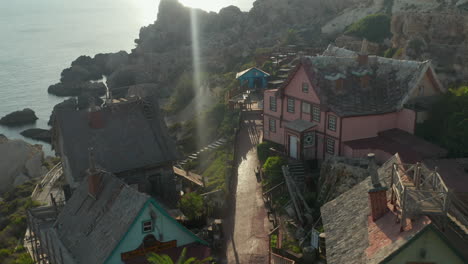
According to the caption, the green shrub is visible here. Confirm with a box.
[203,147,234,192]
[345,14,391,43]
[394,48,404,57]
[167,72,195,113]
[416,86,468,157]
[257,141,282,163]
[383,47,397,58]
[262,156,287,186]
[178,192,204,221]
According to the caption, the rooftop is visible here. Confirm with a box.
[280,45,442,117]
[424,158,468,193]
[284,119,317,133]
[236,67,270,79]
[54,95,180,182]
[321,154,433,264]
[344,128,447,163]
[50,171,150,264]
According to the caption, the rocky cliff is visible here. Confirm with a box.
[391,8,468,85]
[49,0,468,104]
[0,135,46,193]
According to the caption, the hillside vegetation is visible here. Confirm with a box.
[0,182,39,264]
[345,14,391,43]
[417,86,468,158]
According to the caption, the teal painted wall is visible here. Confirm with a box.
[386,228,465,264]
[238,68,269,89]
[105,200,203,264]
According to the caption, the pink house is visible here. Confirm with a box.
[263,45,445,162]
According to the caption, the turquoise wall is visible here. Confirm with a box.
[385,227,465,264]
[238,68,269,89]
[104,200,205,264]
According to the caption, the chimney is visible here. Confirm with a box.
[87,147,102,199]
[358,39,369,66]
[367,153,388,221]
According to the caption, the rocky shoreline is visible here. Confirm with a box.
[0,108,38,126]
[0,135,46,194]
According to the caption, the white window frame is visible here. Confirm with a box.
[326,138,335,154]
[270,96,277,112]
[269,118,276,133]
[328,115,337,131]
[142,220,153,233]
[287,98,295,113]
[312,106,320,122]
[302,102,311,114]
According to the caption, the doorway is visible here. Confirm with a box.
[289,135,298,159]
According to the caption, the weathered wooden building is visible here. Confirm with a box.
[236,67,270,89]
[27,170,210,264]
[51,93,180,203]
[263,44,446,162]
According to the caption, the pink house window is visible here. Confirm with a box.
[302,102,311,114]
[312,106,320,122]
[328,115,337,131]
[269,118,276,132]
[270,96,277,112]
[302,82,309,93]
[287,98,295,113]
[326,138,335,154]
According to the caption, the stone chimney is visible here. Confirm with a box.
[88,97,104,129]
[357,39,369,66]
[367,153,388,221]
[87,147,102,199]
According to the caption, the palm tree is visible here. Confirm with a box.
[147,248,212,264]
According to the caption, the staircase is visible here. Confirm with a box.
[178,138,227,166]
[142,100,154,120]
[288,161,306,193]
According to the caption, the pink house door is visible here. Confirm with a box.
[289,135,298,159]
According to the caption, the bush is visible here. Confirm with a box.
[257,141,282,163]
[383,47,397,58]
[178,192,204,221]
[345,14,391,43]
[263,156,287,186]
[416,86,468,157]
[0,183,37,264]
[167,72,195,113]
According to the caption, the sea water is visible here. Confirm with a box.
[0,0,253,156]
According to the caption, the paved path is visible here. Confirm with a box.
[225,112,270,264]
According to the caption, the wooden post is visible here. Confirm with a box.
[414,162,421,189]
[400,190,407,232]
[390,164,395,206]
[26,212,37,262]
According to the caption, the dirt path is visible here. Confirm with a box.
[224,112,270,264]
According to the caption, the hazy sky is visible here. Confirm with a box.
[135,0,255,24]
[179,0,254,12]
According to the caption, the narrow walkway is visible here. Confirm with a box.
[31,162,64,205]
[225,112,270,264]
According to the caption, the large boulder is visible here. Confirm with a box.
[0,135,45,193]
[47,81,106,97]
[0,108,38,126]
[20,128,51,143]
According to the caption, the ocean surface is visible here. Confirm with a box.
[0,0,253,156]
